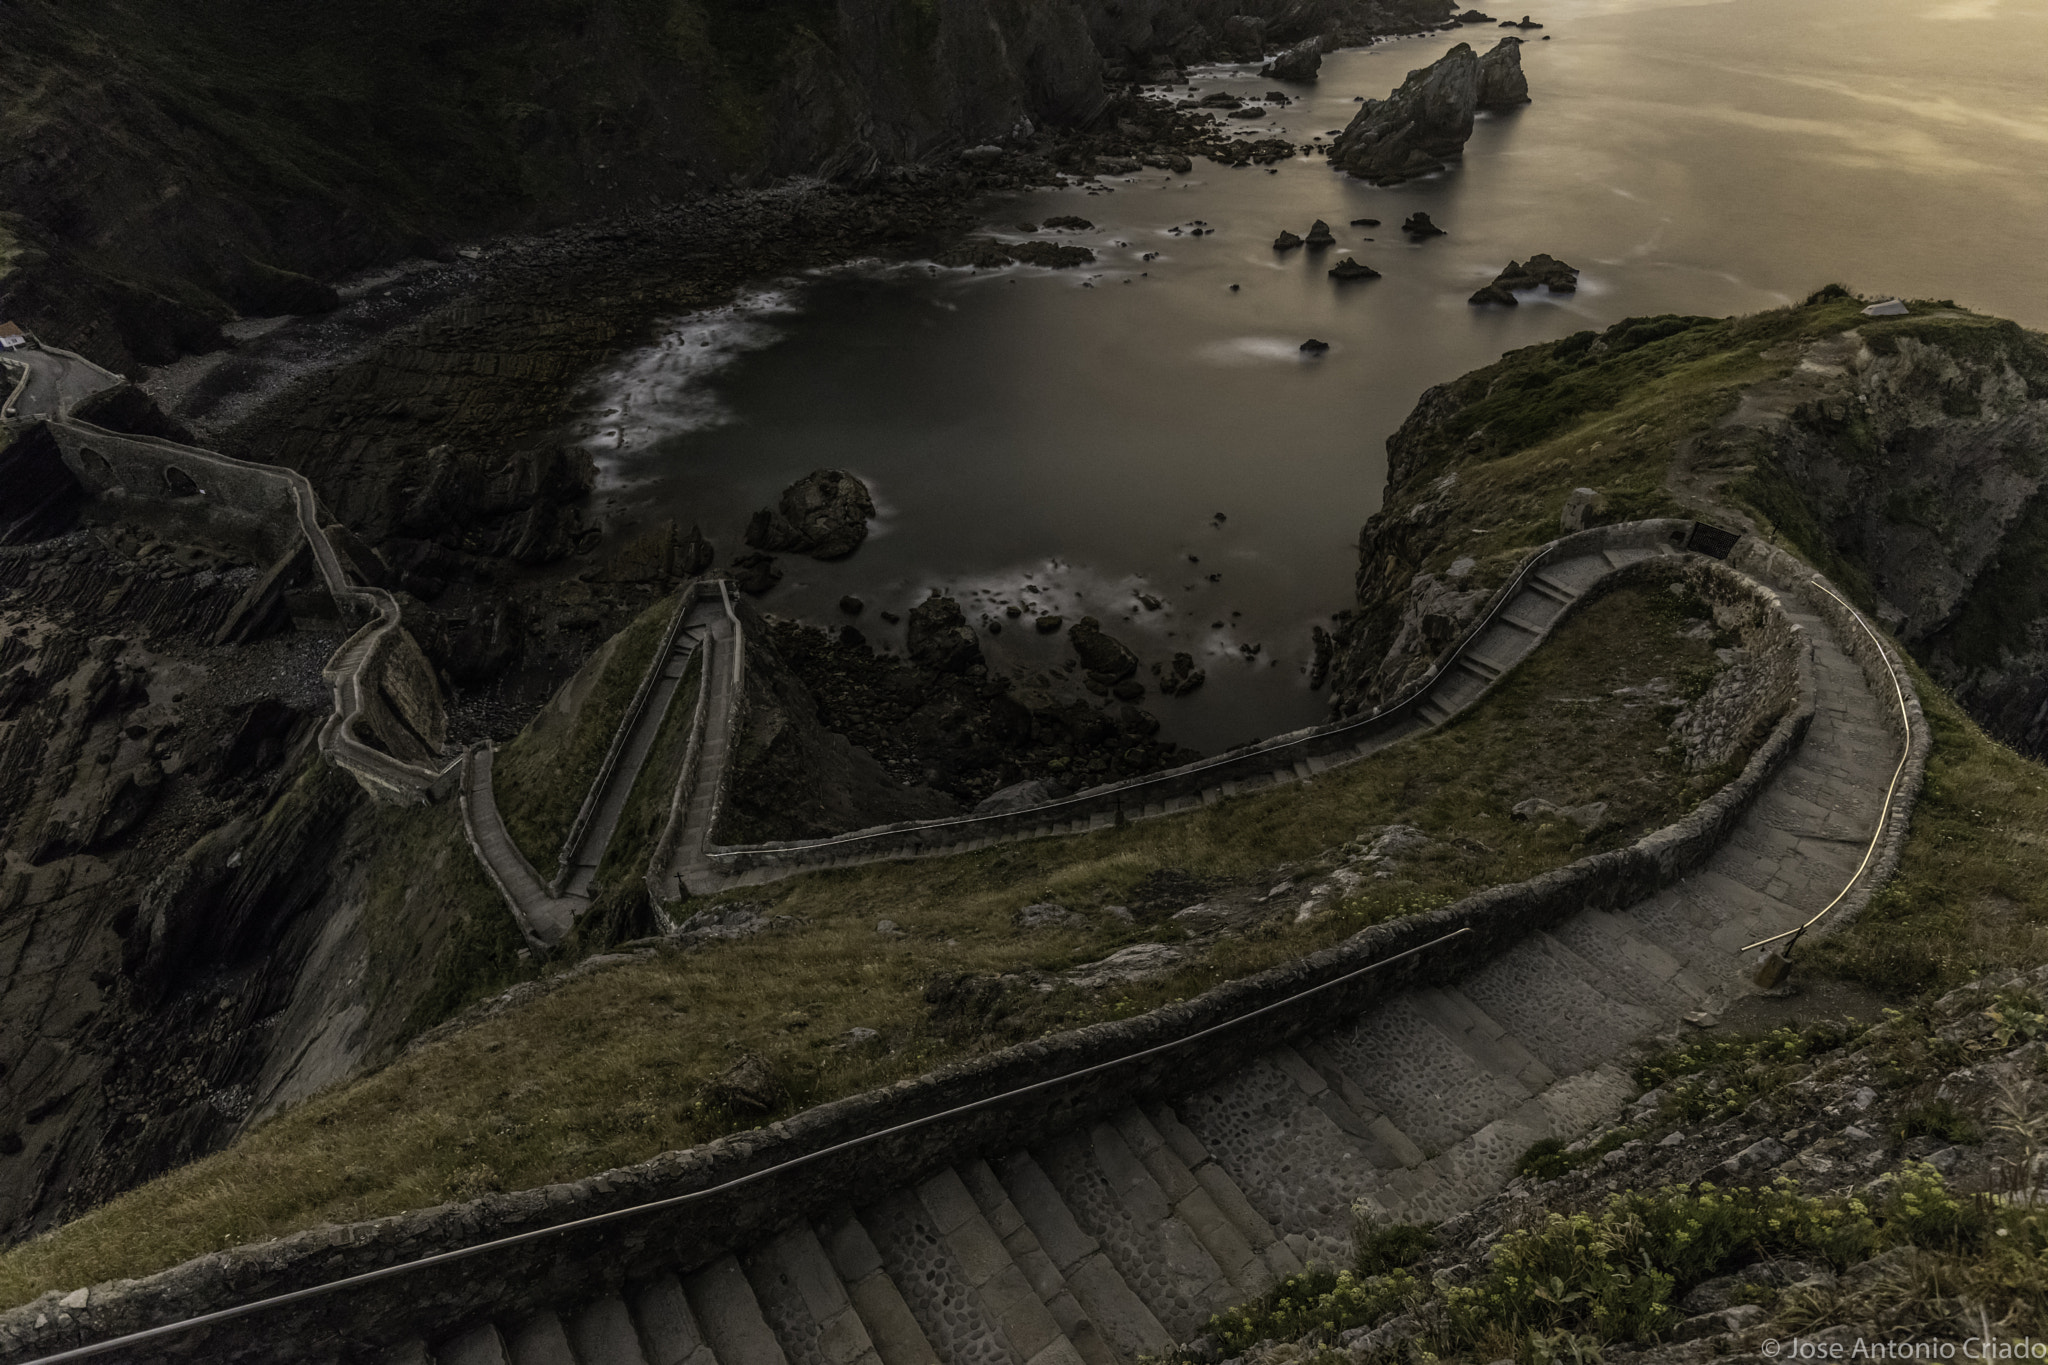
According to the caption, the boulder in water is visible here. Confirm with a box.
[1068,616,1139,681]
[744,469,875,560]
[1262,37,1324,82]
[1328,43,1481,185]
[1402,212,1447,237]
[1300,338,1332,353]
[1304,219,1336,247]
[1273,229,1305,249]
[1478,37,1530,107]
[1470,253,1578,304]
[1329,257,1381,281]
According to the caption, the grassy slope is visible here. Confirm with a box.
[492,592,676,871]
[0,577,1759,1305]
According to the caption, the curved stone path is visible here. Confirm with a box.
[356,546,1912,1365]
[462,586,733,946]
[648,521,1715,896]
[9,338,465,805]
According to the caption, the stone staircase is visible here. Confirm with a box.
[391,877,1815,1365]
[371,562,1899,1365]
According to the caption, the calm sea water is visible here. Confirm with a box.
[579,0,2048,752]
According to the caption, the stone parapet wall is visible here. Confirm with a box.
[705,520,1703,880]
[0,553,1825,1365]
[42,414,459,806]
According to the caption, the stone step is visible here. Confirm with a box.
[992,1150,1174,1361]
[630,1275,719,1365]
[1459,934,1662,1079]
[744,1224,885,1365]
[565,1296,653,1365]
[957,1159,1120,1365]
[1031,1124,1234,1341]
[1406,987,1554,1090]
[1107,1106,1271,1298]
[914,1166,1083,1365]
[1549,911,1712,1014]
[1311,995,1534,1157]
[1145,1104,1304,1283]
[817,1208,942,1365]
[507,1309,577,1365]
[858,1185,1030,1364]
[435,1324,511,1365]
[1167,1052,1387,1265]
[684,1254,791,1365]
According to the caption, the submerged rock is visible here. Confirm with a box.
[744,469,875,560]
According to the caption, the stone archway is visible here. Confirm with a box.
[162,465,200,497]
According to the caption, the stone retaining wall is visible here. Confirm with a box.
[1729,537,1932,940]
[42,415,460,806]
[704,520,1704,881]
[0,558,1824,1365]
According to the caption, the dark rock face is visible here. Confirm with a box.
[744,469,875,561]
[1067,616,1139,682]
[1274,230,1305,250]
[1263,38,1325,82]
[1477,35,1530,106]
[907,593,985,674]
[1304,218,1336,247]
[1329,37,1526,184]
[729,552,782,596]
[1329,257,1381,281]
[1469,252,1578,304]
[1328,42,1479,184]
[1402,211,1447,236]
[934,239,1096,270]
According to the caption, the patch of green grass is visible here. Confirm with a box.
[360,796,538,1048]
[1801,659,2048,1000]
[1892,1098,1985,1147]
[0,578,1765,1306]
[1200,1167,2003,1365]
[1515,1128,1641,1183]
[1353,1219,1436,1277]
[492,592,676,871]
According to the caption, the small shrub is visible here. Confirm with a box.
[1878,1161,1991,1251]
[1354,1219,1435,1276]
[1202,1265,1418,1353]
[1894,1098,1985,1146]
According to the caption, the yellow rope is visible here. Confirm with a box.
[1742,579,1915,954]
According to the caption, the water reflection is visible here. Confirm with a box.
[576,0,2048,752]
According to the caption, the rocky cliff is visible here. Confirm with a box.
[1323,292,2048,765]
[0,0,1451,374]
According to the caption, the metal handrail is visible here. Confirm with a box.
[15,926,1473,1363]
[1740,578,1915,954]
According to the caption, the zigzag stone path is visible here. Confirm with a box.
[313,543,1915,1365]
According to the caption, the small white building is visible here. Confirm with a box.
[0,321,27,350]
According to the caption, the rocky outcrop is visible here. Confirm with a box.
[1263,37,1326,81]
[1327,37,1527,183]
[1476,33,1530,105]
[744,469,876,562]
[906,593,985,674]
[1468,251,1577,305]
